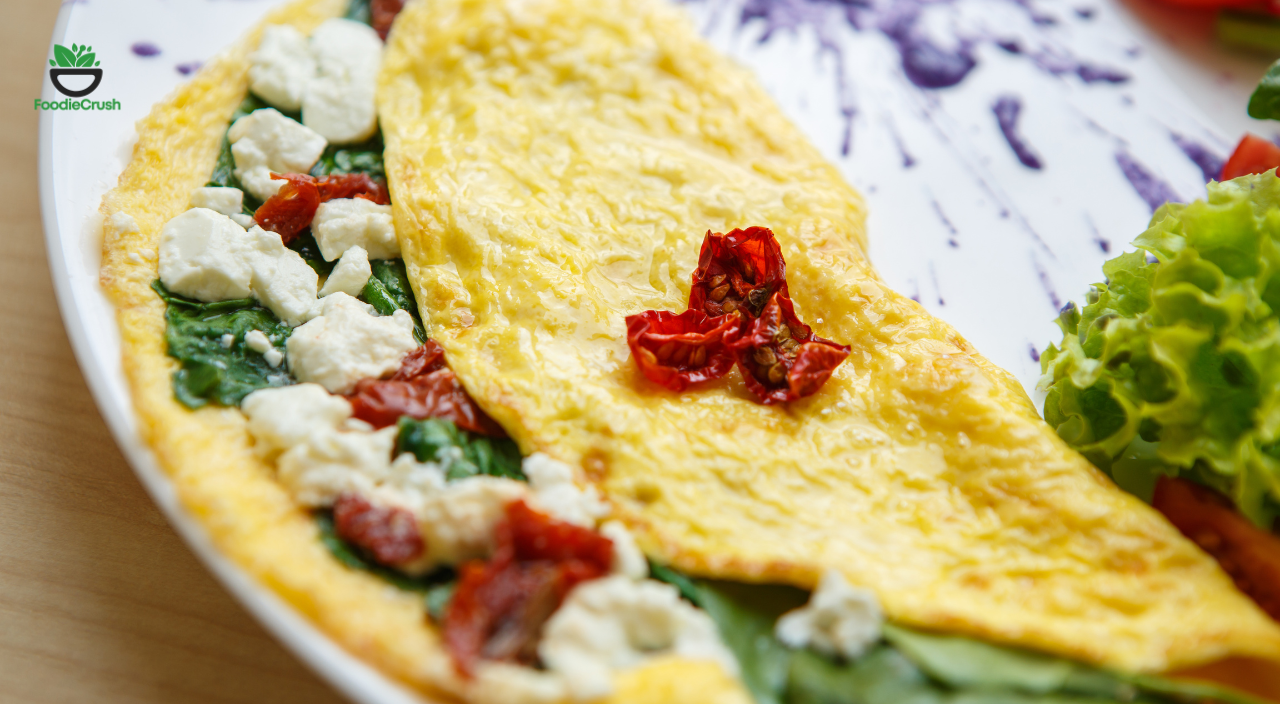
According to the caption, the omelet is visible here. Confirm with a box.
[378,0,1280,681]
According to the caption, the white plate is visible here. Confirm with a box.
[37,1,1275,702]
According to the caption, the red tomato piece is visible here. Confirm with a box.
[315,172,390,205]
[443,500,613,675]
[348,369,507,436]
[347,341,507,436]
[370,0,405,40]
[1220,133,1280,181]
[253,173,320,245]
[625,309,741,392]
[689,226,789,318]
[332,492,425,567]
[1152,477,1280,622]
[728,292,850,404]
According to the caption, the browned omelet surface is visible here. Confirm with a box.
[378,0,1280,677]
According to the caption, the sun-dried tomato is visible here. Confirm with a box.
[370,0,405,41]
[254,172,390,244]
[443,500,613,675]
[349,369,507,436]
[728,292,850,404]
[1152,477,1280,622]
[332,492,425,567]
[392,340,449,380]
[625,309,741,392]
[315,172,390,205]
[689,227,789,319]
[347,341,507,436]
[253,173,320,245]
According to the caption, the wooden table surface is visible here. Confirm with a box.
[0,1,1271,703]
[0,3,347,702]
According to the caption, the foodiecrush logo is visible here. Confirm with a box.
[36,42,119,112]
[49,43,101,97]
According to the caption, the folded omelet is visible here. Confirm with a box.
[98,0,1280,699]
[379,0,1280,680]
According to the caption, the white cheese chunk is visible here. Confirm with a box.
[242,383,353,457]
[245,226,319,327]
[412,476,528,569]
[524,453,610,527]
[248,24,315,113]
[600,521,647,580]
[303,19,382,144]
[228,108,327,201]
[540,576,737,702]
[319,245,372,297]
[244,329,284,368]
[311,198,398,261]
[189,186,245,217]
[220,333,236,349]
[157,207,255,301]
[774,569,884,660]
[230,213,257,229]
[277,425,398,506]
[285,292,417,393]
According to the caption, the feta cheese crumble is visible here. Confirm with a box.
[158,208,255,301]
[220,333,236,349]
[600,521,647,580]
[245,226,319,327]
[242,383,353,457]
[311,198,398,261]
[539,576,737,702]
[523,453,610,527]
[318,245,372,298]
[228,108,327,201]
[285,292,417,393]
[189,186,244,217]
[248,25,315,113]
[231,213,257,229]
[244,329,284,368]
[277,425,399,506]
[774,569,883,660]
[303,19,382,144]
[412,476,528,569]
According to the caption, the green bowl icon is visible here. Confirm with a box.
[50,68,102,98]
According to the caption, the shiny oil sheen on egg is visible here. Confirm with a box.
[378,0,1280,675]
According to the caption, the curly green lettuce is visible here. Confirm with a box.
[1040,171,1280,529]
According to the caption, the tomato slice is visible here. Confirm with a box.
[689,226,789,318]
[1220,133,1280,181]
[332,492,425,567]
[253,173,320,245]
[370,0,405,40]
[1152,477,1280,622]
[625,309,741,392]
[347,342,507,436]
[443,500,613,675]
[728,292,850,404]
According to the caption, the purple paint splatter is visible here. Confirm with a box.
[131,42,161,57]
[1033,258,1061,309]
[1075,7,1096,19]
[1171,133,1224,183]
[929,262,946,306]
[1116,151,1180,213]
[992,95,1043,170]
[931,199,959,247]
[1085,215,1110,254]
[176,61,203,76]
[1028,344,1041,362]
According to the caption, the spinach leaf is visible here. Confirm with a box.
[315,510,456,599]
[345,0,372,25]
[310,134,386,180]
[651,567,1263,704]
[289,231,336,277]
[362,258,425,342]
[425,581,457,623]
[396,417,525,481]
[153,281,294,408]
[1250,58,1280,122]
[695,581,805,704]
